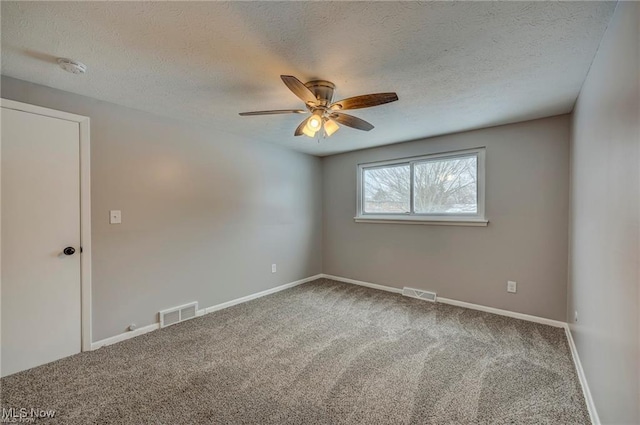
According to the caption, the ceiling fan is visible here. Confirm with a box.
[239,75,398,138]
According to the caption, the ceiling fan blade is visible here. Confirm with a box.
[281,75,318,105]
[294,117,309,136]
[330,92,398,110]
[330,112,374,131]
[239,109,306,116]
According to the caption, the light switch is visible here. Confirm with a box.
[110,210,122,224]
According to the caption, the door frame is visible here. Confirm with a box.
[1,98,92,352]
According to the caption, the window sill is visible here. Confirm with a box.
[353,216,489,226]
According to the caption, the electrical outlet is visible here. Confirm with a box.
[574,311,579,322]
[271,264,277,273]
[507,281,517,293]
[109,210,122,224]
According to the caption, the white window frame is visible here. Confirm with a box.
[355,147,488,226]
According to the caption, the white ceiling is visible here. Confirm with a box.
[1,1,615,156]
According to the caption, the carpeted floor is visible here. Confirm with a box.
[1,279,589,424]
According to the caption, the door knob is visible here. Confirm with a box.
[63,247,76,256]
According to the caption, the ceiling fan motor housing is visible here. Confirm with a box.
[304,80,336,106]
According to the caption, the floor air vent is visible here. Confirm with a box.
[402,287,437,302]
[159,302,198,328]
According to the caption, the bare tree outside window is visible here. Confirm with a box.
[414,156,477,214]
[363,164,410,213]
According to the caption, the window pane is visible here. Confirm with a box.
[414,155,477,214]
[363,164,410,213]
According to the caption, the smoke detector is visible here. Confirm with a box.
[57,58,87,74]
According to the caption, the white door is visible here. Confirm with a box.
[1,106,81,377]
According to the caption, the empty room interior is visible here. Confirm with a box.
[0,1,638,424]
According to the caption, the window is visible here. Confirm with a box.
[356,148,487,225]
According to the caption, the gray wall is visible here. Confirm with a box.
[323,115,570,321]
[1,76,323,341]
[568,2,640,424]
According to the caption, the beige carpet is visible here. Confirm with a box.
[1,278,589,424]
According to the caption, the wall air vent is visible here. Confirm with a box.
[159,302,198,328]
[402,287,437,302]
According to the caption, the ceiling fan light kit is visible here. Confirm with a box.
[308,112,323,129]
[239,75,398,139]
[323,118,340,137]
[302,118,317,138]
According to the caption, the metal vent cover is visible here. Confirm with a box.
[180,304,196,320]
[402,287,437,302]
[159,302,198,328]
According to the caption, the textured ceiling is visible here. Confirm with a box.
[1,1,615,156]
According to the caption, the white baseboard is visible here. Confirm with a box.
[565,325,600,425]
[321,274,403,294]
[436,297,566,328]
[202,274,323,315]
[91,274,323,350]
[321,274,565,328]
[91,322,159,350]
